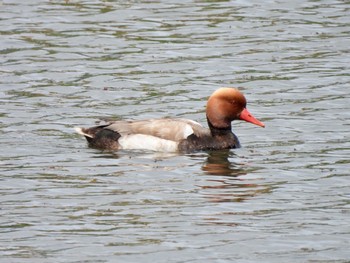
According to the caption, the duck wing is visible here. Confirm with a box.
[106,118,210,142]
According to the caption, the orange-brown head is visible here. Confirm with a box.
[206,87,265,129]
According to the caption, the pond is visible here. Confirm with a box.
[1,0,349,262]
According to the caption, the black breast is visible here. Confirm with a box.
[178,132,240,153]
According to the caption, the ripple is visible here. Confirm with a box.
[1,0,350,262]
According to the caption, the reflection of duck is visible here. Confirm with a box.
[75,87,264,152]
[202,149,246,176]
[200,150,272,203]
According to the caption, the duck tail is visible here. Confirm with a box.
[74,127,93,138]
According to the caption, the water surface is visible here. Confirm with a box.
[1,0,350,262]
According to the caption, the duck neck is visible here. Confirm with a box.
[207,117,232,137]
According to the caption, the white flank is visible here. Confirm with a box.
[118,134,178,152]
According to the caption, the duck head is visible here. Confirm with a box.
[206,87,265,131]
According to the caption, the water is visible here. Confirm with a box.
[1,0,350,262]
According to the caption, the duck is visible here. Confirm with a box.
[75,87,265,152]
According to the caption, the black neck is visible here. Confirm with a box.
[207,117,232,136]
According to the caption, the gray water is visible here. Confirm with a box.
[1,0,350,262]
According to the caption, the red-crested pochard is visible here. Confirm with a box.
[75,87,264,152]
